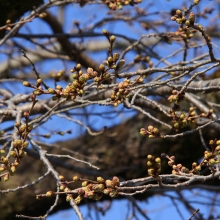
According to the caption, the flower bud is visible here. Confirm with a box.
[109,190,118,197]
[105,180,114,188]
[60,185,65,191]
[209,158,216,166]
[4,174,9,181]
[147,154,153,160]
[75,195,83,204]
[66,194,72,202]
[37,78,42,84]
[140,128,147,136]
[192,162,197,167]
[82,181,88,187]
[99,64,105,72]
[147,126,154,132]
[73,176,79,181]
[112,176,119,184]
[92,184,105,192]
[107,56,113,63]
[147,161,152,167]
[59,175,65,181]
[102,29,109,36]
[23,81,31,87]
[116,59,125,70]
[155,157,161,163]
[48,88,56,94]
[97,176,105,183]
[0,149,5,155]
[10,150,17,157]
[113,52,120,62]
[176,10,182,17]
[188,12,195,24]
[76,63,81,71]
[110,35,116,44]
[0,165,6,172]
[10,166,16,173]
[148,168,155,176]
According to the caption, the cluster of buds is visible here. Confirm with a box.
[203,139,220,170]
[170,107,196,131]
[168,90,185,104]
[171,112,188,131]
[0,103,34,181]
[102,0,142,10]
[111,79,131,106]
[171,10,195,26]
[147,155,161,177]
[140,125,160,138]
[78,176,119,203]
[93,64,111,84]
[51,175,120,204]
[23,65,98,101]
[170,107,214,131]
[102,29,125,70]
[50,65,97,101]
[0,125,29,181]
[174,27,197,42]
[23,78,44,96]
[134,55,153,68]
[161,139,220,176]
[102,53,125,71]
[161,153,190,175]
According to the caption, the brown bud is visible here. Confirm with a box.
[188,12,195,24]
[116,59,125,70]
[113,52,120,62]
